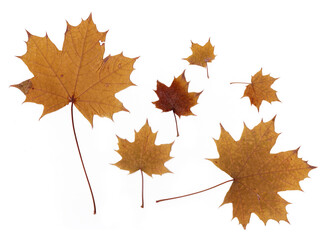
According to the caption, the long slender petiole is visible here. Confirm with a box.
[206,65,209,79]
[140,170,144,208]
[230,82,249,85]
[71,102,96,214]
[156,179,233,203]
[173,111,179,137]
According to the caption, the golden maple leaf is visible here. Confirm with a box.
[208,117,315,229]
[153,71,201,136]
[242,69,280,111]
[11,14,137,214]
[12,14,137,126]
[114,121,173,207]
[184,39,216,78]
[114,121,173,176]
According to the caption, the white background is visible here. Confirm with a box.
[0,0,327,239]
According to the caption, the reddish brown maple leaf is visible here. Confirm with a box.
[153,71,201,136]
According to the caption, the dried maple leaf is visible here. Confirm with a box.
[232,69,280,110]
[114,121,173,207]
[157,117,315,229]
[184,39,216,78]
[13,14,137,124]
[208,117,315,228]
[153,71,201,136]
[11,14,137,214]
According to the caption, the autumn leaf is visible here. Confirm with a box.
[157,117,315,229]
[153,71,201,136]
[184,39,216,78]
[232,69,280,110]
[114,120,173,207]
[208,117,315,228]
[11,14,137,214]
[12,14,137,125]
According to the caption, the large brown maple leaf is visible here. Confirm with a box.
[153,71,201,136]
[13,14,137,125]
[209,117,315,228]
[12,14,137,214]
[114,121,173,207]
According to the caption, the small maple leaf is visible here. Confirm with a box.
[153,71,201,136]
[11,14,137,214]
[114,120,173,207]
[236,69,280,111]
[184,39,216,78]
[208,117,315,229]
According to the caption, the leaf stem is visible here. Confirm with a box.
[140,170,144,208]
[156,179,233,203]
[70,102,96,214]
[230,82,250,85]
[206,65,209,79]
[173,111,179,137]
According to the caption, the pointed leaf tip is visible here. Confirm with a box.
[11,79,32,95]
[25,29,31,36]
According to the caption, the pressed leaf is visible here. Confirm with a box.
[114,121,173,207]
[13,14,137,125]
[208,117,315,228]
[12,14,137,214]
[153,71,201,136]
[242,69,280,110]
[184,39,215,78]
[114,121,173,176]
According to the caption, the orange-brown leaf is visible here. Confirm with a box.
[153,71,201,117]
[12,14,137,125]
[209,117,315,229]
[114,121,173,176]
[243,69,280,110]
[184,39,215,78]
[11,79,32,95]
